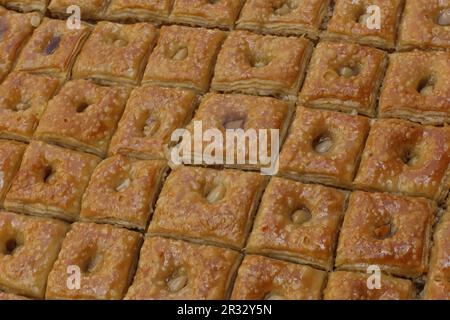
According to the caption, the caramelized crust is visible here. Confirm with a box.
[0,72,60,142]
[106,0,174,22]
[48,0,110,20]
[211,31,312,100]
[108,85,197,160]
[0,291,30,300]
[148,166,267,249]
[299,41,387,116]
[0,140,26,206]
[324,271,413,300]
[15,18,91,79]
[379,51,450,125]
[125,236,241,300]
[81,156,168,230]
[46,222,142,300]
[335,191,436,278]
[279,107,370,188]
[231,255,326,300]
[354,119,450,201]
[0,0,48,13]
[142,25,225,93]
[72,21,157,86]
[247,177,347,270]
[35,80,130,157]
[4,141,101,221]
[0,212,68,298]
[236,0,330,38]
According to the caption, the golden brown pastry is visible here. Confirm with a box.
[4,141,101,221]
[48,0,110,20]
[247,177,347,270]
[0,140,26,206]
[231,255,326,300]
[34,80,131,157]
[237,0,330,38]
[0,291,30,300]
[379,50,450,126]
[46,222,142,300]
[108,85,197,160]
[335,191,436,278]
[148,166,267,249]
[72,21,157,86]
[105,0,173,23]
[299,41,387,117]
[125,236,241,300]
[279,106,370,188]
[211,30,312,100]
[0,211,68,298]
[0,0,48,13]
[142,25,225,93]
[354,119,450,201]
[80,156,168,231]
[0,72,60,142]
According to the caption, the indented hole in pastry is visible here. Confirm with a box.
[166,268,188,292]
[337,64,361,78]
[272,0,299,16]
[208,0,220,4]
[373,220,397,240]
[400,147,418,166]
[115,178,131,193]
[76,102,90,113]
[205,182,226,204]
[291,206,312,225]
[42,165,55,183]
[353,5,368,24]
[313,132,333,154]
[105,33,129,48]
[82,254,102,274]
[44,35,61,55]
[143,117,160,137]
[223,115,246,130]
[417,75,436,96]
[4,239,20,255]
[264,292,285,300]
[249,52,272,69]
[14,99,31,112]
[171,47,189,61]
[436,8,450,26]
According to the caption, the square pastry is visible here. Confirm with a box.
[80,156,168,231]
[299,41,387,117]
[423,211,450,300]
[0,212,68,298]
[236,0,330,38]
[142,25,225,93]
[105,0,173,22]
[211,31,312,100]
[231,255,326,300]
[0,0,48,13]
[72,21,157,86]
[0,72,60,142]
[35,80,130,157]
[48,0,110,20]
[0,140,26,206]
[4,141,101,221]
[354,119,450,201]
[108,85,197,160]
[323,0,404,49]
[335,191,436,278]
[170,0,244,29]
[247,178,347,270]
[324,271,413,300]
[148,166,267,249]
[181,93,292,171]
[398,0,450,51]
[0,8,40,81]
[14,18,91,79]
[379,51,450,125]
[279,107,370,188]
[125,236,241,300]
[46,222,142,300]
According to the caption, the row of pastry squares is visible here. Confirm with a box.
[0,0,449,51]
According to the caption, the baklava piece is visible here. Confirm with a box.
[379,50,450,125]
[398,0,450,51]
[4,141,100,221]
[14,18,91,79]
[182,93,292,171]
[105,0,173,23]
[0,140,26,206]
[72,21,157,86]
[35,80,130,157]
[279,107,369,188]
[0,72,60,142]
[46,222,142,300]
[323,0,404,49]
[231,255,326,300]
[0,212,68,298]
[142,25,225,93]
[335,191,436,278]
[247,178,346,270]
[81,156,168,231]
[125,237,241,300]
[299,41,387,116]
[108,85,197,160]
[324,271,414,300]
[48,0,109,20]
[170,0,243,29]
[354,119,450,201]
[211,31,312,100]
[148,166,267,249]
[236,0,330,38]
[0,0,48,13]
